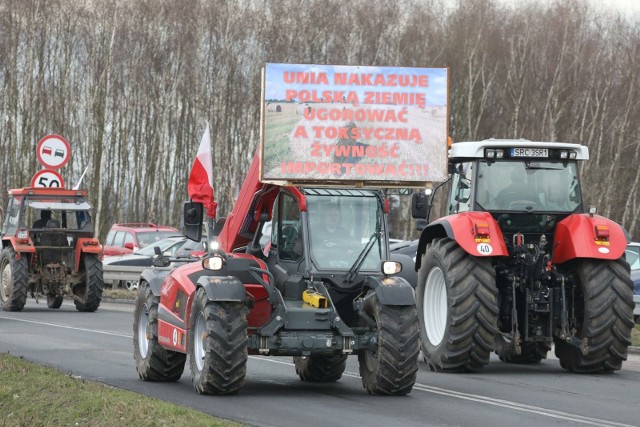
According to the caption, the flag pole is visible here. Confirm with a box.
[205,122,216,255]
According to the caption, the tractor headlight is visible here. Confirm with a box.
[381,261,402,276]
[203,255,224,271]
[209,239,220,252]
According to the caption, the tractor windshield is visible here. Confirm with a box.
[475,160,581,212]
[306,193,383,271]
[24,197,93,231]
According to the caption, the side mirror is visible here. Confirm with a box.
[415,219,428,231]
[124,242,134,250]
[183,201,203,242]
[152,255,171,268]
[411,192,429,219]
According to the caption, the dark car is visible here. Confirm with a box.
[625,242,640,322]
[103,236,206,290]
[390,239,418,288]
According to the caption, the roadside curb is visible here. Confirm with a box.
[628,346,640,355]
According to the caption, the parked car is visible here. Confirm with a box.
[103,236,205,290]
[626,242,640,323]
[103,223,180,256]
[390,239,418,288]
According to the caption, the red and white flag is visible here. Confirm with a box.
[188,123,217,218]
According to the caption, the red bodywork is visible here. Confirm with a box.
[157,253,271,354]
[432,211,509,257]
[436,211,626,264]
[552,214,627,264]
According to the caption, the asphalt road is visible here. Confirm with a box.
[1,300,639,427]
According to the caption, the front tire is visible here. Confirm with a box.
[133,281,186,381]
[0,247,29,312]
[189,288,248,395]
[417,238,498,372]
[358,293,419,395]
[554,259,634,373]
[73,254,103,312]
[294,354,348,382]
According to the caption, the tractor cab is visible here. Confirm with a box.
[446,140,588,236]
[268,188,386,277]
[3,188,95,248]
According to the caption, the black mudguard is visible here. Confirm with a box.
[140,268,173,296]
[196,276,245,302]
[364,275,415,306]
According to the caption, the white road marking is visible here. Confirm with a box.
[0,315,132,339]
[250,356,635,427]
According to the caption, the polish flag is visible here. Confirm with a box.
[188,124,217,218]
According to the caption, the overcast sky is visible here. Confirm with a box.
[492,0,640,15]
[590,0,640,14]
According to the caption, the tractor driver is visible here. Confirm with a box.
[319,203,349,248]
[33,210,52,228]
[494,167,541,209]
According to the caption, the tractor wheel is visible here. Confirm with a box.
[0,247,29,312]
[358,293,419,395]
[133,281,186,381]
[495,335,551,364]
[417,238,498,372]
[47,294,64,309]
[554,259,634,373]
[189,287,248,395]
[73,254,103,312]
[294,354,348,382]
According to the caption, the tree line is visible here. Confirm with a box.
[0,0,638,241]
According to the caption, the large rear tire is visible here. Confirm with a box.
[133,281,186,381]
[73,254,103,312]
[294,354,348,382]
[417,238,498,372]
[358,293,419,395]
[0,247,29,312]
[554,259,634,373]
[189,287,248,395]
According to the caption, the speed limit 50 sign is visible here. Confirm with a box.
[31,170,65,188]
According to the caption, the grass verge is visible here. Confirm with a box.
[0,353,241,427]
[632,324,640,347]
[102,288,137,300]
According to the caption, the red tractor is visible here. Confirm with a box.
[133,154,420,395]
[412,139,634,373]
[0,187,103,311]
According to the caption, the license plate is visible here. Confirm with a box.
[511,148,548,158]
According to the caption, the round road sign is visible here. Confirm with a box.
[31,170,65,188]
[36,135,71,170]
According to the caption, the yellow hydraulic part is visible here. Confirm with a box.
[303,289,328,308]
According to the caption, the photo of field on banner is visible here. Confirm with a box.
[261,63,449,186]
